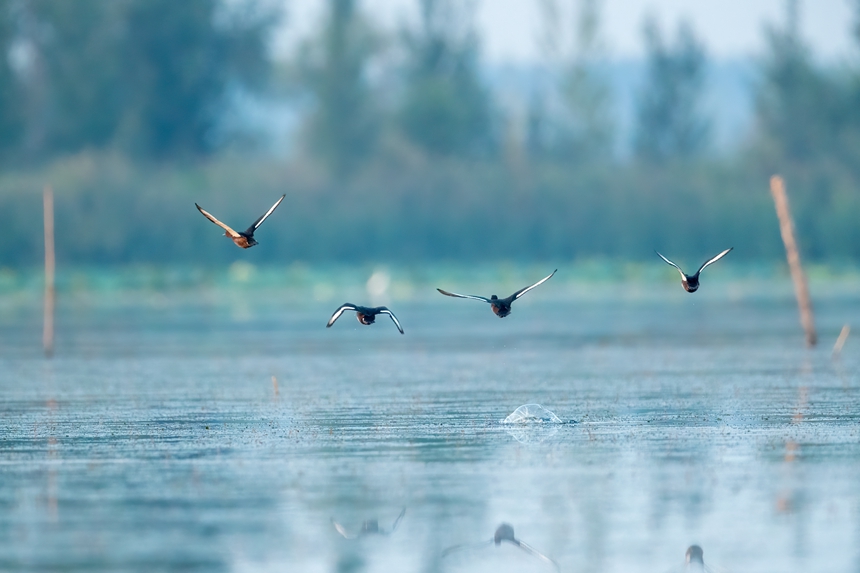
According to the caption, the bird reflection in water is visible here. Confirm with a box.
[442,523,560,571]
[331,508,406,539]
[679,544,720,572]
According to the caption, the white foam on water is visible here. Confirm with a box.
[502,404,563,425]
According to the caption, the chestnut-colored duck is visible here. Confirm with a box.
[656,248,732,293]
[195,194,285,249]
[437,270,556,318]
[327,304,404,334]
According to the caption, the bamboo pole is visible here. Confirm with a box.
[769,176,816,347]
[833,325,850,357]
[43,185,55,358]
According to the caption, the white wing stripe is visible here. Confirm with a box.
[380,309,404,334]
[697,247,733,274]
[655,251,687,277]
[512,269,556,300]
[326,304,356,327]
[253,194,286,230]
[515,540,560,571]
[437,289,491,303]
[331,520,356,539]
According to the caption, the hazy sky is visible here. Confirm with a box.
[280,0,856,62]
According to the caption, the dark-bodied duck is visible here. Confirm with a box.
[327,304,404,334]
[331,508,405,539]
[656,248,732,293]
[195,194,285,249]
[442,523,559,571]
[684,544,715,572]
[437,270,557,318]
[686,545,704,565]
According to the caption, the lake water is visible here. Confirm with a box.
[0,289,858,572]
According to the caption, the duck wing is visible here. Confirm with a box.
[511,539,561,572]
[377,308,404,334]
[388,508,406,532]
[196,204,240,238]
[655,250,687,278]
[331,518,359,539]
[245,194,286,234]
[511,269,557,301]
[441,539,493,558]
[327,303,357,328]
[378,306,403,334]
[436,288,491,303]
[696,247,733,275]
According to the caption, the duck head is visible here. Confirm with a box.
[494,524,515,545]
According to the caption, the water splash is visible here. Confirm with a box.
[502,404,563,425]
[502,404,571,444]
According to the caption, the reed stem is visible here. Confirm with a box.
[769,176,816,347]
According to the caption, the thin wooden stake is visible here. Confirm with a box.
[272,375,279,397]
[43,185,55,358]
[833,325,850,357]
[769,176,816,347]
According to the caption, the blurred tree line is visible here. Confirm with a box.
[0,0,858,266]
[0,0,274,160]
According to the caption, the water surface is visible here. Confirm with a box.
[0,293,858,572]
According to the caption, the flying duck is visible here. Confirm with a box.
[442,523,559,571]
[195,194,285,249]
[437,270,557,318]
[327,304,404,334]
[655,248,732,293]
[331,508,405,539]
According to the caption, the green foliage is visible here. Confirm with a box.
[755,14,832,165]
[0,0,859,266]
[530,0,614,162]
[118,0,275,158]
[0,152,842,267]
[2,0,276,161]
[747,1,860,261]
[754,1,860,178]
[633,19,710,163]
[397,0,495,157]
[298,0,380,177]
[556,65,614,161]
[855,0,860,47]
[26,0,124,153]
[0,0,23,157]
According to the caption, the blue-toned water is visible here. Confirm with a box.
[0,292,858,572]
